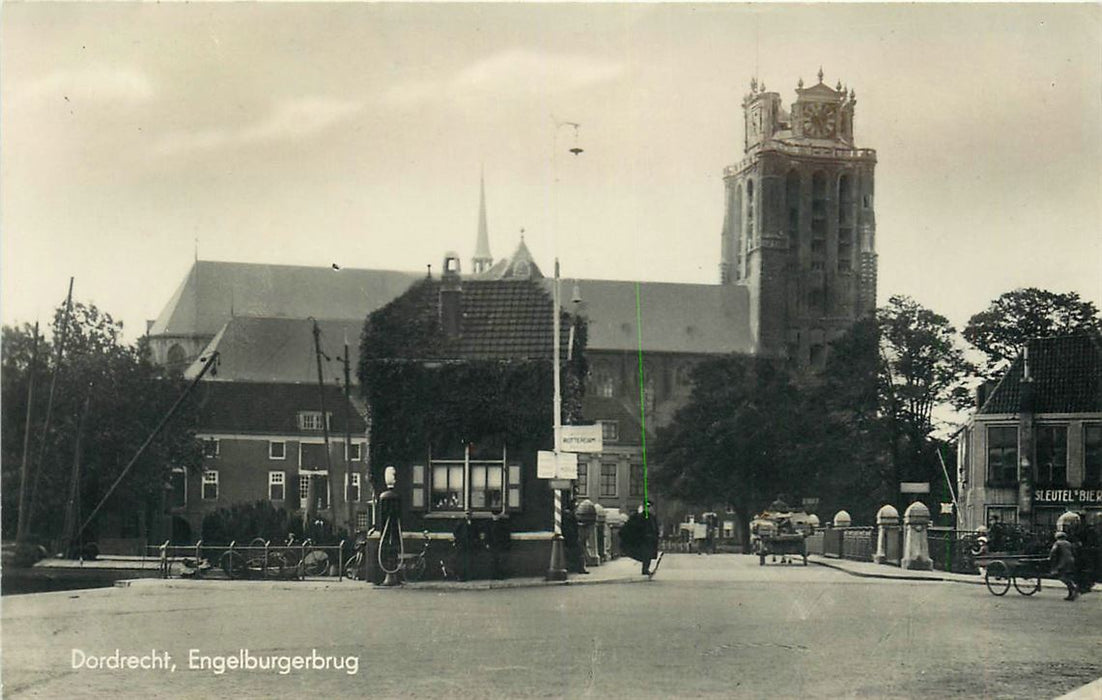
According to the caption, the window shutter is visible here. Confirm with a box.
[507,464,522,511]
[411,465,426,510]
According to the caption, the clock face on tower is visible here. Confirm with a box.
[801,103,838,138]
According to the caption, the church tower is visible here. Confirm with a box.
[472,171,494,275]
[720,71,878,366]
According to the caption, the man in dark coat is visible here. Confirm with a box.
[562,499,588,574]
[1050,531,1078,601]
[621,501,661,575]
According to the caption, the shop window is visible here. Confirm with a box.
[600,463,618,498]
[269,441,286,460]
[429,443,511,513]
[432,464,465,510]
[202,470,219,500]
[470,464,504,510]
[986,426,1018,486]
[269,471,285,501]
[629,463,646,497]
[1084,424,1102,486]
[1035,426,1068,486]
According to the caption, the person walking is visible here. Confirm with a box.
[1049,531,1079,601]
[621,501,661,575]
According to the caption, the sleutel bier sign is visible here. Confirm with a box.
[1033,489,1102,505]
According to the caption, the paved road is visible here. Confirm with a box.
[2,554,1099,698]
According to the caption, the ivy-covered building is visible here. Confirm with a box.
[357,252,585,575]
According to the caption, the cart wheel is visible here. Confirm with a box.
[1014,575,1041,596]
[985,560,1011,596]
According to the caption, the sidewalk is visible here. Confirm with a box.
[114,555,651,592]
[807,554,985,584]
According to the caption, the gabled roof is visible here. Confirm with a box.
[184,316,364,385]
[980,334,1102,414]
[193,381,367,435]
[553,279,753,355]
[365,277,570,361]
[478,238,544,280]
[149,260,419,338]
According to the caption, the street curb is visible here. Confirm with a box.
[113,573,652,593]
[807,557,986,585]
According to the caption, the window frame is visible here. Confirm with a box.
[1034,425,1068,486]
[599,462,618,498]
[427,445,516,514]
[201,470,219,500]
[297,411,331,432]
[1085,424,1102,487]
[202,438,220,459]
[168,467,187,509]
[346,472,361,503]
[601,421,619,443]
[986,425,1019,487]
[345,442,363,462]
[268,470,286,501]
[269,440,286,460]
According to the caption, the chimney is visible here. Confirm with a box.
[440,252,462,338]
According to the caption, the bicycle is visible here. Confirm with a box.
[343,531,369,580]
[398,530,433,582]
[219,538,272,579]
[275,534,330,578]
[345,530,441,582]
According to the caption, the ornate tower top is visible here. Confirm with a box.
[742,71,859,153]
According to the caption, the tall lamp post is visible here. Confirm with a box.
[546,120,583,581]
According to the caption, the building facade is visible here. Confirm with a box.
[957,335,1102,532]
[720,71,878,365]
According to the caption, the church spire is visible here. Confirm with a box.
[472,168,493,275]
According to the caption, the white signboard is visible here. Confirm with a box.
[900,482,930,494]
[559,425,603,453]
[537,450,578,479]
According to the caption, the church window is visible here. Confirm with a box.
[785,171,800,251]
[745,180,755,247]
[810,172,827,268]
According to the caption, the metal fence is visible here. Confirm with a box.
[927,528,981,574]
[147,539,349,581]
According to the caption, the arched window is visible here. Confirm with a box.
[837,174,853,272]
[166,344,187,370]
[785,170,800,250]
[745,179,755,249]
[810,172,827,270]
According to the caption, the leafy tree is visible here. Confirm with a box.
[1,302,202,548]
[964,288,1101,379]
[651,355,811,542]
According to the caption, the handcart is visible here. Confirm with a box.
[973,553,1048,597]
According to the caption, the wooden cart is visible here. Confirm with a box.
[973,553,1048,597]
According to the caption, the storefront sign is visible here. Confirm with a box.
[900,482,930,494]
[1033,489,1102,505]
[537,450,578,480]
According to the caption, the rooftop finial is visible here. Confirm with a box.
[836,80,843,92]
[817,66,824,84]
[519,227,525,243]
[798,77,804,89]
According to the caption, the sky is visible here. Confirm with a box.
[2,3,1100,342]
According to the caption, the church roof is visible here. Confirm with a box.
[148,260,420,338]
[184,316,364,385]
[979,334,1102,415]
[551,279,753,355]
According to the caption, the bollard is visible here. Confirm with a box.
[833,510,852,528]
[594,503,607,564]
[1056,510,1081,534]
[576,499,598,567]
[874,505,901,565]
[902,501,933,571]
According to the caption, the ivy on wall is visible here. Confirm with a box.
[357,278,588,484]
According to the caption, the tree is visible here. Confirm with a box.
[877,295,975,499]
[1,302,202,548]
[651,355,811,543]
[964,288,1101,379]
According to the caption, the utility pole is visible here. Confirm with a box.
[15,321,40,548]
[343,340,355,533]
[28,278,74,533]
[310,321,334,531]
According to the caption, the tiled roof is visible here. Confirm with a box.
[367,277,571,361]
[551,279,753,355]
[183,316,363,385]
[193,381,367,435]
[980,334,1102,414]
[149,260,419,337]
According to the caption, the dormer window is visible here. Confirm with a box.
[297,411,330,431]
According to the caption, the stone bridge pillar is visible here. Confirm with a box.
[874,504,901,565]
[902,501,933,571]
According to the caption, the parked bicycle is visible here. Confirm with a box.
[344,530,442,582]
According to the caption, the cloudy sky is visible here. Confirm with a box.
[2,3,1099,340]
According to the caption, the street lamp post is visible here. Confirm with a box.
[545,120,583,582]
